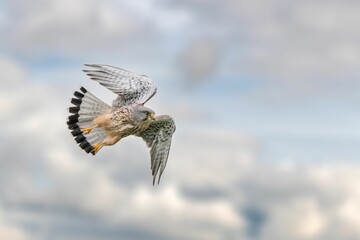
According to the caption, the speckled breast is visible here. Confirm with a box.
[106,106,151,137]
[105,107,134,136]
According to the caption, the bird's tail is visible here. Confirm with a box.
[67,87,110,154]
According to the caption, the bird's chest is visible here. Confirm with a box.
[107,108,151,136]
[106,108,134,135]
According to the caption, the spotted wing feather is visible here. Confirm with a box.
[138,115,176,185]
[83,64,157,107]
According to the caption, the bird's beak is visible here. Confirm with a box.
[150,113,156,120]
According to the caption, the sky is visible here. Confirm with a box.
[1,0,360,239]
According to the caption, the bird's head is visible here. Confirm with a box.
[132,105,155,122]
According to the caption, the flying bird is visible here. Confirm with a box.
[67,64,176,184]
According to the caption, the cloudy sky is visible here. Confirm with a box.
[1,0,360,239]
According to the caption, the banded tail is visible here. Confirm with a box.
[67,87,110,154]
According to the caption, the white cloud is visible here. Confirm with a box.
[0,207,29,240]
[261,197,327,239]
[0,218,29,240]
[310,166,360,235]
[0,58,25,118]
[127,186,244,240]
[0,57,25,85]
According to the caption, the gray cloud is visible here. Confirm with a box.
[3,0,155,57]
[178,36,221,85]
[165,0,360,95]
[4,0,360,96]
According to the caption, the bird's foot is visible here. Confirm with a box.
[92,143,103,155]
[81,125,97,134]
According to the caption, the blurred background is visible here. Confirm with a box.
[1,0,360,239]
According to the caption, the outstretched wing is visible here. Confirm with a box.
[137,115,176,185]
[83,64,157,107]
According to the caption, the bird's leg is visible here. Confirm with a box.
[81,124,98,134]
[102,135,122,146]
[91,135,121,155]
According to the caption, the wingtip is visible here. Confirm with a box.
[84,64,103,68]
[151,175,162,185]
[83,64,99,70]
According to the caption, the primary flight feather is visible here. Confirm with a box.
[67,64,176,184]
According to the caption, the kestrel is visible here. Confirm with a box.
[67,64,176,184]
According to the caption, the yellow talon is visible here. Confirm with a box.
[81,125,97,134]
[92,143,103,155]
